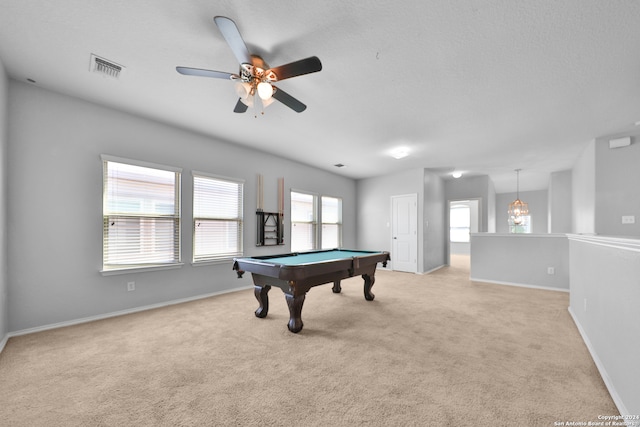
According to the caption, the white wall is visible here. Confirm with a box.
[495,190,548,234]
[572,140,596,234]
[0,57,8,348]
[470,233,569,291]
[6,81,357,333]
[568,235,640,415]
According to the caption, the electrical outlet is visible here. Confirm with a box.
[547,267,555,275]
[127,281,135,291]
[622,215,635,224]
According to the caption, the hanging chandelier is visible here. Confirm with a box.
[508,169,529,226]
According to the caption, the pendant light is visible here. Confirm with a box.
[508,169,529,226]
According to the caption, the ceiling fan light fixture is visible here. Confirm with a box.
[240,94,254,108]
[257,81,273,100]
[235,81,252,99]
[176,17,322,114]
[260,96,275,109]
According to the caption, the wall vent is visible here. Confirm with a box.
[90,54,125,79]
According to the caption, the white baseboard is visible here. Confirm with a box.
[568,307,629,416]
[6,286,253,340]
[469,277,569,293]
[0,333,8,354]
[423,264,446,275]
[379,264,445,275]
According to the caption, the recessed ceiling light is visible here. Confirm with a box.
[390,148,409,159]
[452,171,462,178]
[334,163,346,168]
[26,78,36,83]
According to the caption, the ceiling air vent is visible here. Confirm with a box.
[89,54,125,79]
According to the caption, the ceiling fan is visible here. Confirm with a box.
[176,16,322,114]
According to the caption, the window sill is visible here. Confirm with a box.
[191,257,237,267]
[100,263,184,276]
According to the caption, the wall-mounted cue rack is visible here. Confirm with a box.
[256,175,285,246]
[256,210,284,246]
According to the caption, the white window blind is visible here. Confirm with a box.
[291,191,317,252]
[321,196,342,249]
[193,173,244,262]
[102,156,181,271]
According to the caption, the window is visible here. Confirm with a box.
[450,205,471,242]
[193,173,244,263]
[321,196,342,249]
[291,191,317,252]
[102,155,181,272]
[509,216,532,234]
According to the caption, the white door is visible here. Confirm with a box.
[391,194,418,273]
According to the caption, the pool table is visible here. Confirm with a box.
[232,249,390,333]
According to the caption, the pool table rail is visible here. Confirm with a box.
[232,250,388,281]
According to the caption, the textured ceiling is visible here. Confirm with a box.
[1,0,640,192]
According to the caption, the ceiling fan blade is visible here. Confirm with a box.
[272,86,307,113]
[214,16,252,65]
[176,67,237,80]
[233,98,248,113]
[268,56,322,81]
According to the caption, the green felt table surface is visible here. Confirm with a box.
[258,250,381,266]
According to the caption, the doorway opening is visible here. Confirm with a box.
[447,199,480,265]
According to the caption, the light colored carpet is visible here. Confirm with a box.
[0,256,617,426]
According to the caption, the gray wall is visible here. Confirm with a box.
[595,134,640,237]
[566,136,640,415]
[7,80,357,333]
[470,234,569,291]
[487,178,496,233]
[568,235,640,415]
[548,170,572,233]
[358,172,498,273]
[423,170,445,271]
[495,190,548,234]
[0,57,7,346]
[445,175,493,233]
[572,140,596,234]
[356,168,424,272]
[573,134,640,237]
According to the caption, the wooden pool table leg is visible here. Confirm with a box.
[254,285,271,318]
[285,293,306,333]
[363,274,375,301]
[332,280,342,293]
